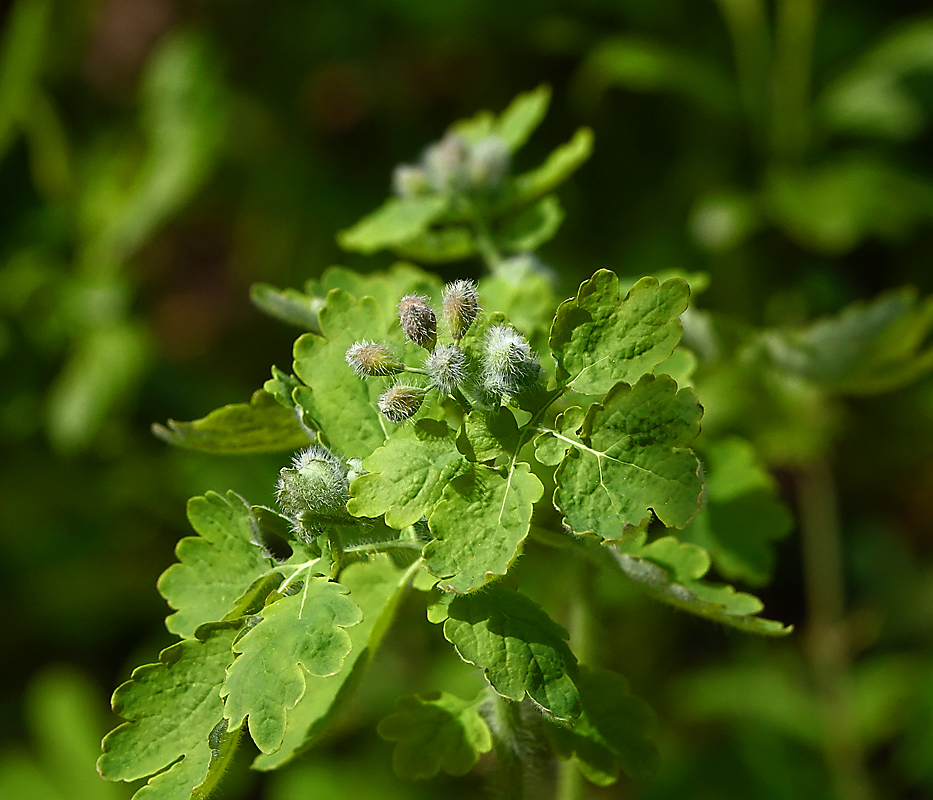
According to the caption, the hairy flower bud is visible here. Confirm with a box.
[398,295,437,350]
[482,324,541,399]
[423,132,472,193]
[392,164,432,198]
[345,340,405,377]
[378,384,425,423]
[442,279,480,340]
[276,446,351,538]
[425,344,469,394]
[468,135,510,190]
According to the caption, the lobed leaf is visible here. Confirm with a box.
[337,195,448,254]
[441,586,581,719]
[97,625,237,795]
[377,691,493,780]
[553,374,703,534]
[158,491,275,638]
[152,390,313,454]
[252,558,414,770]
[549,271,690,394]
[533,406,585,466]
[222,579,363,754]
[348,418,467,529]
[424,463,544,593]
[547,665,659,784]
[458,406,521,462]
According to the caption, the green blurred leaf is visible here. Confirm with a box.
[479,257,559,346]
[158,491,275,638]
[549,272,690,394]
[337,196,448,254]
[0,0,51,156]
[441,586,581,720]
[222,579,363,754]
[251,283,324,331]
[98,626,237,795]
[378,691,492,779]
[153,389,314,454]
[552,375,703,533]
[348,418,468,528]
[495,84,551,152]
[510,127,593,207]
[547,666,659,784]
[424,462,544,593]
[497,194,565,253]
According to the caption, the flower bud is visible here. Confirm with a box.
[378,384,425,423]
[423,132,471,193]
[482,324,541,400]
[392,164,432,199]
[426,344,469,394]
[442,279,480,340]
[276,446,351,538]
[468,135,510,191]
[346,340,405,377]
[398,295,437,350]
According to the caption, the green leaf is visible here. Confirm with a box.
[681,438,793,585]
[479,258,559,347]
[533,406,585,466]
[495,84,551,152]
[552,375,702,534]
[424,463,544,593]
[377,691,493,780]
[549,272,690,394]
[292,290,400,459]
[222,578,363,754]
[394,225,476,263]
[610,538,791,636]
[252,558,413,770]
[337,196,448,254]
[152,389,313,454]
[98,626,237,795]
[497,194,565,253]
[458,406,521,462]
[510,127,593,207]
[158,492,274,638]
[250,283,323,331]
[547,666,658,784]
[762,286,933,395]
[442,587,580,720]
[348,419,467,528]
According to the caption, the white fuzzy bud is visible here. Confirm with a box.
[276,446,351,538]
[482,324,541,400]
[392,164,432,198]
[378,384,426,423]
[426,344,469,394]
[468,135,510,190]
[442,279,480,340]
[398,295,437,350]
[423,132,472,193]
[345,340,405,377]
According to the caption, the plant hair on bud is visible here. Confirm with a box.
[398,295,437,350]
[482,324,542,400]
[443,279,480,340]
[378,383,426,423]
[276,445,352,540]
[425,344,469,395]
[345,340,405,377]
[468,135,510,191]
[423,132,472,193]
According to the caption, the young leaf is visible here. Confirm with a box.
[549,272,690,394]
[441,586,580,720]
[495,84,551,152]
[547,665,659,784]
[158,492,275,638]
[337,196,448,254]
[424,463,544,593]
[458,406,521,462]
[152,390,313,454]
[377,691,493,780]
[553,374,703,534]
[221,579,363,754]
[252,558,414,771]
[681,438,793,585]
[97,625,237,796]
[510,127,594,207]
[348,419,467,528]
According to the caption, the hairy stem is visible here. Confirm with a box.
[342,539,424,555]
[797,458,872,800]
[191,724,243,800]
[488,693,527,800]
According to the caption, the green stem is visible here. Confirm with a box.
[471,213,504,271]
[342,539,424,555]
[489,693,527,800]
[191,724,243,800]
[797,458,872,800]
[772,0,819,162]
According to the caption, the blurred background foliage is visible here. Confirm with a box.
[1,0,932,798]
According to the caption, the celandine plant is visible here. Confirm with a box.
[98,87,795,800]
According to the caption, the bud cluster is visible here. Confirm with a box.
[482,324,542,400]
[392,132,511,200]
[276,445,353,541]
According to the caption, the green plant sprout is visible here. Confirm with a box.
[99,87,933,800]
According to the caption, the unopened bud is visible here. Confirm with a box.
[346,340,404,377]
[482,325,541,399]
[468,135,510,191]
[392,164,432,199]
[443,279,480,340]
[426,344,469,394]
[276,446,351,538]
[378,384,425,423]
[424,133,471,193]
[398,295,437,350]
